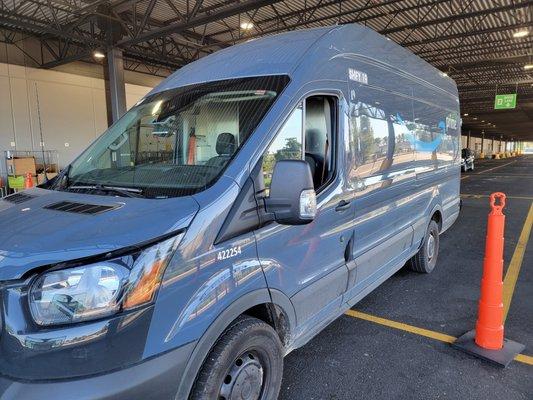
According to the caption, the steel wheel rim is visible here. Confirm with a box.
[427,232,436,261]
[219,351,264,400]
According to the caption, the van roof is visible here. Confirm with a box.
[151,24,457,98]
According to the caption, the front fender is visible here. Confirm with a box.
[174,289,270,400]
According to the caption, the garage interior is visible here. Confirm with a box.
[0,1,532,399]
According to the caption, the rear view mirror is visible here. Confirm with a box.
[264,160,317,225]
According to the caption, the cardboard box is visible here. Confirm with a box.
[37,172,58,185]
[7,157,36,176]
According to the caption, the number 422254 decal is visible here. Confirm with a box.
[217,246,242,261]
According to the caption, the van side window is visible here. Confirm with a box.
[413,101,459,170]
[262,103,303,189]
[349,89,415,179]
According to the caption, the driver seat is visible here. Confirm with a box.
[206,132,236,168]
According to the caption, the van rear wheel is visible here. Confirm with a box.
[409,220,440,273]
[190,315,283,400]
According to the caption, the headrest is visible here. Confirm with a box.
[216,132,236,155]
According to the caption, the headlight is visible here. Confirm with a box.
[29,233,183,326]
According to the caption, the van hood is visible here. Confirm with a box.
[0,188,199,280]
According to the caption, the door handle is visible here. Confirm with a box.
[335,199,351,212]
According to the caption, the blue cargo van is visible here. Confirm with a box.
[0,24,460,400]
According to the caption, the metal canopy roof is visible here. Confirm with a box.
[1,0,532,140]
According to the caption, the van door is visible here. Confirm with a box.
[343,85,416,302]
[255,95,354,333]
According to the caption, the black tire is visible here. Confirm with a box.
[409,219,440,273]
[190,315,283,400]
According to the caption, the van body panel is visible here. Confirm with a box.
[151,27,331,95]
[145,177,268,356]
[0,293,155,380]
[173,288,274,400]
[254,82,356,337]
[0,188,198,280]
[0,341,196,400]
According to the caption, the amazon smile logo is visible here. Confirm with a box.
[396,113,446,153]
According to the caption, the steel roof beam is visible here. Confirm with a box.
[207,0,450,43]
[203,1,532,49]
[404,22,533,47]
[382,0,533,35]
[118,0,285,47]
[0,12,104,46]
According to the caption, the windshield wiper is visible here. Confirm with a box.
[68,184,144,198]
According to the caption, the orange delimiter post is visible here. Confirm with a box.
[24,172,34,189]
[475,192,506,350]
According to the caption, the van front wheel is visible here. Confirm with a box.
[190,315,283,400]
[409,220,440,273]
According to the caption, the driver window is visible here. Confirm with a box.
[262,103,303,189]
[261,95,336,192]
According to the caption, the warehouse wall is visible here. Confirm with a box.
[0,62,157,176]
[461,134,504,156]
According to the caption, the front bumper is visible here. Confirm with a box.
[0,341,196,400]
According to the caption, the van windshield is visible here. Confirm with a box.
[63,76,289,198]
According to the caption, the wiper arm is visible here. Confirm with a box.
[68,184,144,198]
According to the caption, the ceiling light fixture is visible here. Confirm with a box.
[513,29,529,38]
[93,50,105,59]
[463,113,469,116]
[524,64,533,70]
[240,21,254,30]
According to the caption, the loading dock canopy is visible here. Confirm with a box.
[1,0,532,141]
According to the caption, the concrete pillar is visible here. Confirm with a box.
[480,133,485,158]
[467,130,471,149]
[104,48,127,126]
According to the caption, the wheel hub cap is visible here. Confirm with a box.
[220,353,264,400]
[427,233,436,261]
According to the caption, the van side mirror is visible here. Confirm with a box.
[264,160,317,225]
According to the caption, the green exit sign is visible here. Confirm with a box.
[494,93,517,110]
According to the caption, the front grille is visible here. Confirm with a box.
[3,193,36,204]
[44,201,120,215]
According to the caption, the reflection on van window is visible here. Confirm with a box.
[262,103,303,189]
[350,95,414,178]
[412,103,458,170]
[64,76,290,198]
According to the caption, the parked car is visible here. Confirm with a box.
[0,23,461,400]
[461,148,475,171]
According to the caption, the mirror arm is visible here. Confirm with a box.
[260,197,276,225]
